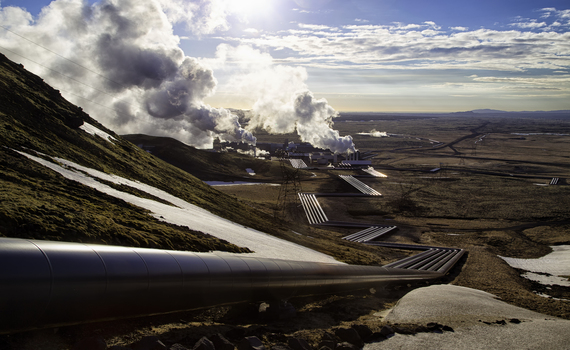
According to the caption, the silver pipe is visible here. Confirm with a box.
[308,194,328,223]
[417,250,450,270]
[385,249,438,269]
[0,237,443,334]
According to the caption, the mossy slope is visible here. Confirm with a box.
[0,52,279,252]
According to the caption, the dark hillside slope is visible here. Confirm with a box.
[0,52,278,251]
[123,134,294,181]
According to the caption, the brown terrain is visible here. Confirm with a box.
[1,54,569,349]
[4,114,570,350]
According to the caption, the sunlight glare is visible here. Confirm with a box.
[228,0,273,18]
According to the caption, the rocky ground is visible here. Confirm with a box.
[0,283,454,350]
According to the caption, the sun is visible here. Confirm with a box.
[227,0,273,19]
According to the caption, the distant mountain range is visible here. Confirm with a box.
[470,109,508,113]
[338,109,570,121]
[470,109,570,114]
[449,109,570,117]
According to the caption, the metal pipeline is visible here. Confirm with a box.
[0,237,443,334]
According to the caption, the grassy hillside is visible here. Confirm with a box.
[0,52,281,252]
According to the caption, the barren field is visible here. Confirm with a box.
[222,115,570,320]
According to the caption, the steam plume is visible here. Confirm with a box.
[211,44,356,154]
[0,0,254,148]
[0,0,354,153]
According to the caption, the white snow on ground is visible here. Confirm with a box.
[500,245,570,287]
[520,272,570,287]
[79,122,117,143]
[16,150,342,264]
[366,285,570,350]
[245,168,255,176]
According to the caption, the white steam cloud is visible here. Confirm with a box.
[358,129,388,138]
[208,44,355,153]
[0,0,253,148]
[0,0,355,153]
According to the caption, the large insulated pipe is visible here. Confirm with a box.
[0,238,442,334]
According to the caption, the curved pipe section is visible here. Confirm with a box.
[0,238,442,334]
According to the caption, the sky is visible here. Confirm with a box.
[0,0,569,150]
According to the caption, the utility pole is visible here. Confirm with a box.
[275,154,303,220]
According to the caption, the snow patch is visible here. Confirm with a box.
[500,245,570,286]
[16,150,341,264]
[521,272,570,287]
[80,122,116,143]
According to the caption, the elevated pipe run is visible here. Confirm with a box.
[342,226,397,243]
[298,193,328,224]
[338,175,382,196]
[0,237,444,334]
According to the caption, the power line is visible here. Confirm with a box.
[57,86,129,114]
[0,25,189,122]
[0,24,125,89]
[0,44,138,115]
[0,45,109,96]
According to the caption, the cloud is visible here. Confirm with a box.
[0,0,356,153]
[467,74,570,94]
[539,8,555,19]
[157,0,230,35]
[0,5,33,27]
[298,23,334,30]
[387,22,423,31]
[537,8,570,29]
[423,21,441,30]
[509,20,547,29]
[227,21,570,73]
[0,0,257,148]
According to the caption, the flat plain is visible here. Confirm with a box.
[220,114,570,320]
